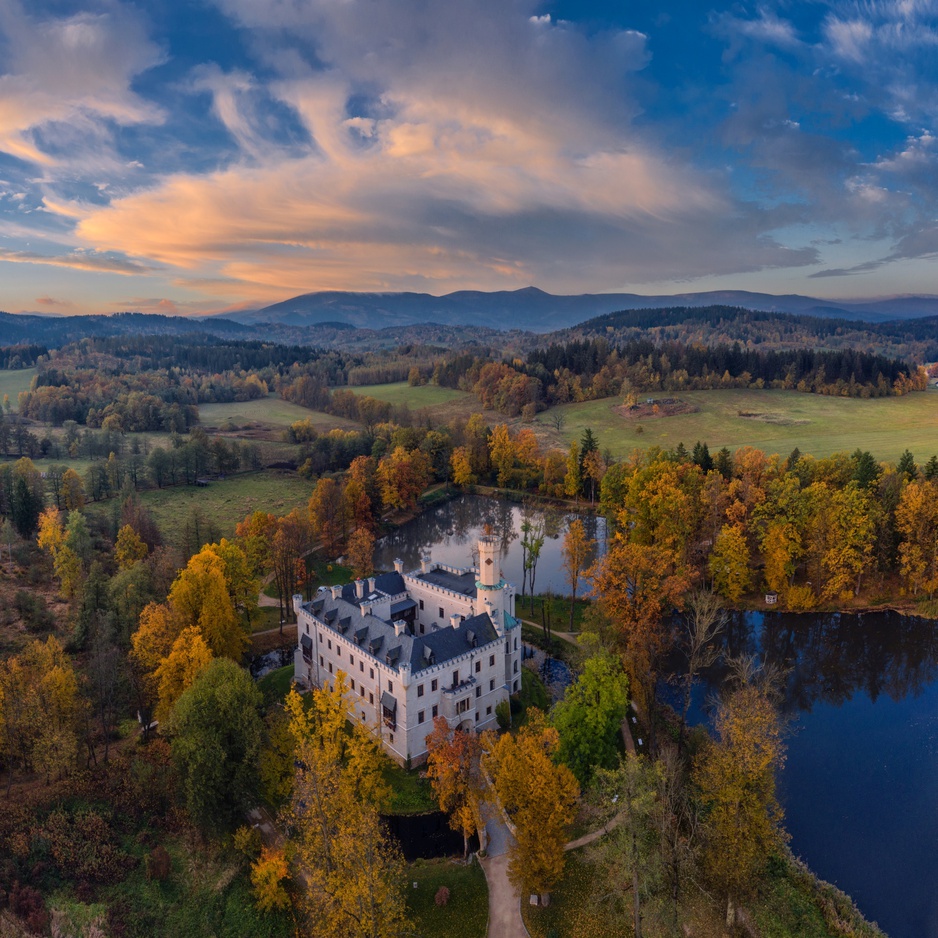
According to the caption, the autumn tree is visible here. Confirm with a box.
[235,510,278,578]
[283,680,409,938]
[61,467,85,510]
[562,518,593,631]
[450,446,476,487]
[895,478,938,598]
[709,523,750,602]
[271,509,312,622]
[678,589,725,741]
[488,423,514,488]
[153,626,213,723]
[589,540,689,712]
[694,678,787,927]
[424,718,487,857]
[168,547,248,661]
[309,476,346,557]
[552,651,628,785]
[485,710,579,898]
[347,527,376,580]
[377,445,431,513]
[115,524,148,570]
[251,847,291,914]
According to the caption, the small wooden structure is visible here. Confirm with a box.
[765,591,778,605]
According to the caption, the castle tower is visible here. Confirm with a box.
[476,534,511,634]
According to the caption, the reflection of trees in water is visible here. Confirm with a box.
[373,495,606,589]
[694,610,938,716]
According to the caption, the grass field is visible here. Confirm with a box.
[0,367,36,408]
[199,395,357,431]
[348,381,470,407]
[406,857,488,938]
[133,470,313,543]
[550,387,938,463]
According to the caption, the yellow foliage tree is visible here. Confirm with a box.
[485,710,579,897]
[695,682,787,927]
[450,446,475,487]
[709,523,751,602]
[61,468,85,510]
[251,847,291,913]
[168,548,248,661]
[154,627,214,723]
[115,524,148,570]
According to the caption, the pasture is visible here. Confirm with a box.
[198,395,356,432]
[131,469,312,544]
[0,368,36,409]
[347,381,469,407]
[550,387,938,463]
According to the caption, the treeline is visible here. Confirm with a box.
[572,303,938,363]
[0,344,46,369]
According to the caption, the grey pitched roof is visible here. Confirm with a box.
[406,612,499,672]
[298,569,499,676]
[414,568,478,597]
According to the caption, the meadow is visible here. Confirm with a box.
[107,470,313,545]
[198,395,357,432]
[550,387,938,463]
[347,381,468,407]
[0,367,36,409]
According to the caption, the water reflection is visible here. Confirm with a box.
[688,610,938,718]
[374,494,606,595]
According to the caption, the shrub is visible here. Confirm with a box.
[9,882,49,935]
[145,846,171,882]
[434,886,450,907]
[495,700,511,731]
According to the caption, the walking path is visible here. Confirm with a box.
[478,801,529,938]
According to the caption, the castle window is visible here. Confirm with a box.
[439,607,444,619]
[431,679,438,692]
[489,680,495,691]
[369,693,374,705]
[388,681,393,693]
[417,684,424,698]
[351,679,355,690]
[452,670,459,687]
[475,661,481,673]
[328,662,333,673]
[370,668,374,679]
[419,599,424,610]
[489,655,495,667]
[513,661,518,673]
[475,687,481,698]
[418,711,425,724]
[486,706,492,715]
[432,705,438,718]
[328,639,332,650]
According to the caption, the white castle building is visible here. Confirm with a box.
[293,534,522,765]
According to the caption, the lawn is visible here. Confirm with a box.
[257,664,296,705]
[382,760,438,815]
[198,395,358,431]
[347,381,469,408]
[550,386,938,463]
[132,470,313,544]
[0,367,36,408]
[515,592,590,634]
[406,857,488,938]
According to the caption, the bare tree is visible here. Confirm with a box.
[679,588,726,742]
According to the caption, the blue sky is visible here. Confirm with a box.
[1,0,938,315]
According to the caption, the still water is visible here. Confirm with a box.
[373,493,606,596]
[377,495,938,938]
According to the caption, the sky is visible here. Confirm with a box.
[2,0,938,316]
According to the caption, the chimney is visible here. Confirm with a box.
[450,614,461,630]
[394,620,407,636]
[367,577,376,593]
[292,594,304,616]
[420,553,432,574]
[355,579,365,599]
[394,558,403,574]
[331,585,342,600]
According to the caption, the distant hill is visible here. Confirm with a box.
[227,287,938,332]
[0,311,254,346]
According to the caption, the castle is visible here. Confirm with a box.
[293,534,521,764]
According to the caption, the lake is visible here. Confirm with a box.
[378,494,938,938]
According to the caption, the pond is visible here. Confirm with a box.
[374,493,606,596]
[673,609,938,938]
[380,495,938,938]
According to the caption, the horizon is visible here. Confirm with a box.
[3,2,938,316]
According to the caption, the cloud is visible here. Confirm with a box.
[0,2,165,168]
[35,295,76,308]
[0,247,155,275]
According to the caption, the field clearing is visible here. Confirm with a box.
[347,381,469,407]
[125,470,312,543]
[198,396,357,432]
[550,388,938,463]
[0,367,36,408]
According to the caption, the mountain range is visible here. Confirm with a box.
[224,286,938,332]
